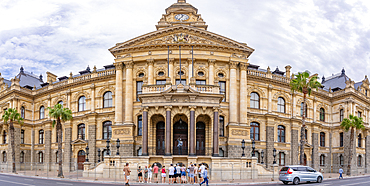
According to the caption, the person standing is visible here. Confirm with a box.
[199,167,208,186]
[176,163,181,183]
[189,164,195,184]
[153,164,159,183]
[144,166,148,183]
[194,164,198,183]
[148,165,153,183]
[137,166,143,183]
[169,164,175,184]
[200,163,206,183]
[161,166,166,183]
[181,165,186,183]
[123,163,131,186]
[339,167,344,179]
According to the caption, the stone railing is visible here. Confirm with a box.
[271,74,290,83]
[142,84,167,93]
[247,69,267,78]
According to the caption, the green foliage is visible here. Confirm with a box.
[290,71,322,96]
[1,108,24,125]
[340,114,365,132]
[47,104,73,128]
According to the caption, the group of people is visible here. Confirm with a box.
[133,163,209,185]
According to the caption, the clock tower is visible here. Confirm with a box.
[156,0,208,30]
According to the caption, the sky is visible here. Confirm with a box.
[1,0,370,83]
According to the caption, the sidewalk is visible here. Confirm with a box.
[1,171,370,185]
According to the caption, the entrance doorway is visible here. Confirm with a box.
[156,121,165,155]
[173,119,188,155]
[196,122,206,155]
[304,153,307,166]
[77,150,85,170]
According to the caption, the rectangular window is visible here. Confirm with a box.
[138,115,143,136]
[21,130,24,144]
[279,152,285,166]
[156,80,166,85]
[340,132,344,147]
[340,109,344,122]
[176,79,186,85]
[219,116,224,137]
[219,81,226,102]
[196,80,206,85]
[358,111,362,118]
[136,81,143,102]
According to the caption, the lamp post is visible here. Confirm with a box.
[252,140,255,157]
[241,139,245,157]
[261,150,264,164]
[85,145,89,162]
[97,149,101,163]
[116,138,120,156]
[273,148,277,164]
[106,139,110,156]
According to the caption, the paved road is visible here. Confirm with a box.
[1,173,370,186]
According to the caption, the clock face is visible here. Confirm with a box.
[175,14,189,21]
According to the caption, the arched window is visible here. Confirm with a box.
[277,97,285,113]
[39,106,45,119]
[39,130,44,144]
[320,155,325,166]
[20,151,24,163]
[2,152,6,162]
[3,131,7,144]
[137,115,142,136]
[340,132,344,147]
[219,116,224,137]
[250,92,260,109]
[137,147,142,156]
[320,132,325,147]
[57,101,63,106]
[219,148,224,157]
[250,122,260,141]
[340,154,344,166]
[78,96,86,112]
[103,121,112,140]
[102,150,107,161]
[38,151,43,163]
[278,125,285,143]
[21,106,25,119]
[300,102,307,117]
[358,134,362,147]
[305,129,308,140]
[279,152,285,166]
[103,92,113,108]
[21,129,25,144]
[255,151,260,163]
[320,108,325,121]
[340,109,344,122]
[56,151,59,163]
[78,124,85,140]
[358,155,362,167]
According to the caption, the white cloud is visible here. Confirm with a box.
[0,0,370,83]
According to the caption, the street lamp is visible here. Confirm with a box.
[116,138,120,156]
[273,148,277,164]
[252,140,255,157]
[261,150,264,164]
[97,149,101,163]
[106,139,110,156]
[85,145,89,162]
[241,139,245,157]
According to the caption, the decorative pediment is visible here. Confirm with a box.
[109,26,254,57]
[71,138,87,145]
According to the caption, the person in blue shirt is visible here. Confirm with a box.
[199,167,208,186]
[339,167,343,179]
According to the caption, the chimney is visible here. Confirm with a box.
[46,72,57,84]
[285,65,292,78]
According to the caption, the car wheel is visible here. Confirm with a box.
[283,181,289,185]
[293,177,300,185]
[317,176,322,183]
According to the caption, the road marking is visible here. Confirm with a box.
[0,179,35,186]
[340,181,370,186]
[23,179,34,181]
[56,183,73,185]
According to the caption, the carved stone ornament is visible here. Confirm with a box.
[231,129,248,136]
[229,61,238,69]
[124,61,134,69]
[231,53,247,59]
[143,33,220,46]
[114,128,131,135]
[240,63,248,71]
[115,63,124,70]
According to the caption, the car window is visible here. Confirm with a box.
[281,167,289,171]
[297,167,307,171]
[291,167,298,171]
[307,167,315,172]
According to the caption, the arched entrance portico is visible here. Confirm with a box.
[77,150,85,170]
[156,121,165,155]
[196,122,206,155]
[173,115,188,155]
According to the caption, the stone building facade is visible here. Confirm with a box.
[0,0,369,174]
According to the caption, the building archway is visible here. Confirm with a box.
[196,121,206,155]
[173,115,188,155]
[156,121,165,155]
[77,150,85,170]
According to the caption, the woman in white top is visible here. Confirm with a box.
[148,165,153,183]
[194,164,198,183]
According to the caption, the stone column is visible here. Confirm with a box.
[265,115,275,168]
[291,124,299,165]
[142,107,149,156]
[365,135,370,173]
[168,58,174,85]
[45,125,52,170]
[291,93,295,117]
[208,59,215,85]
[147,59,154,85]
[114,62,124,125]
[31,129,34,169]
[88,124,96,162]
[91,83,95,113]
[188,58,193,82]
[64,124,72,171]
[213,107,219,156]
[239,63,248,125]
[124,61,134,124]
[165,106,172,155]
[313,97,316,122]
[268,84,272,113]
[229,61,238,124]
[189,106,196,156]
[312,132,319,169]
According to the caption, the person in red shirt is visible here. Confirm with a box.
[161,166,166,183]
[153,163,159,183]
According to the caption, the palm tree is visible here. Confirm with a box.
[290,71,321,165]
[48,104,73,177]
[1,108,24,173]
[340,114,365,175]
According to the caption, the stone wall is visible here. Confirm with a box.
[266,126,274,168]
[291,129,298,165]
[88,125,96,163]
[312,133,319,169]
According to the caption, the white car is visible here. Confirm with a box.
[279,165,323,185]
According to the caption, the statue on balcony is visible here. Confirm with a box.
[177,138,183,155]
